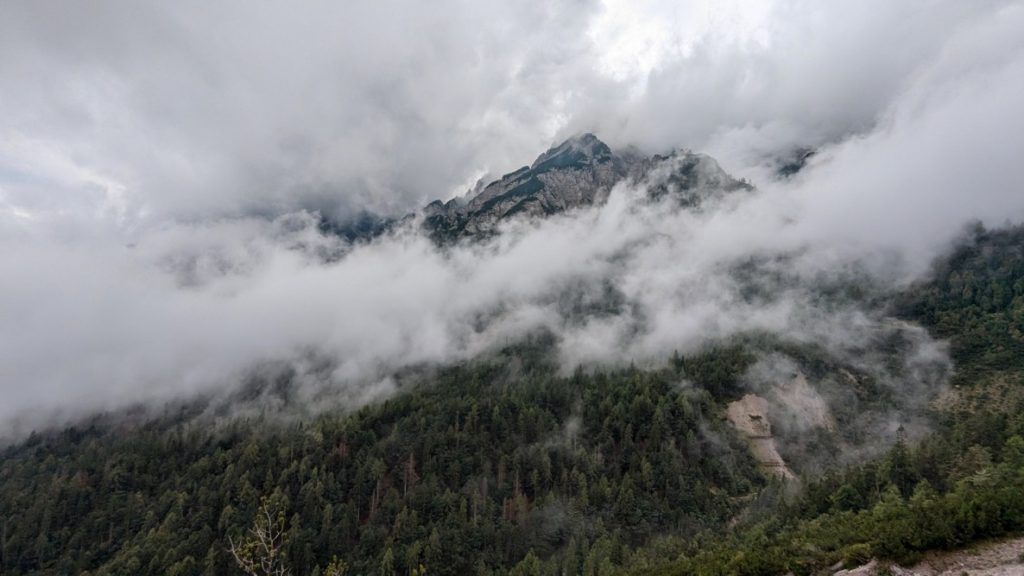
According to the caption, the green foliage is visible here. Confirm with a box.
[629,428,1024,575]
[897,223,1024,384]
[672,344,755,399]
[0,345,761,575]
[4,223,1024,576]
[625,223,1024,576]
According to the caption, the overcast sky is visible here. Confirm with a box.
[1,0,1023,435]
[2,0,1014,228]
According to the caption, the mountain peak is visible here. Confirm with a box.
[530,133,613,172]
[419,133,750,243]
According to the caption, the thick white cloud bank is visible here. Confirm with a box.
[1,0,1024,434]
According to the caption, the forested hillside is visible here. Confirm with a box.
[897,224,1024,383]
[2,225,1024,576]
[630,225,1024,575]
[0,338,766,575]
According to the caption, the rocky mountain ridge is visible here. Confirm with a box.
[324,134,752,243]
[421,133,752,241]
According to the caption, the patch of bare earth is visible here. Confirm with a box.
[906,536,1024,576]
[832,537,1024,576]
[725,393,795,480]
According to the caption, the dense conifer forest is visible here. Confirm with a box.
[2,225,1024,576]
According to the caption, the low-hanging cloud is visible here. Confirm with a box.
[1,1,1024,435]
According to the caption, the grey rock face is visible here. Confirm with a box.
[422,133,750,242]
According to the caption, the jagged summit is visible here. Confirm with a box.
[529,133,613,172]
[421,133,751,242]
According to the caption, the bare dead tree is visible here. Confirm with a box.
[228,497,291,576]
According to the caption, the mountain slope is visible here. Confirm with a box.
[3,146,1022,576]
[422,133,750,242]
[0,342,765,575]
[626,224,1024,576]
[317,134,751,245]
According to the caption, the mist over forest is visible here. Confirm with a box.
[2,2,1024,575]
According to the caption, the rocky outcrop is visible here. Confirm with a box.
[322,134,751,245]
[726,393,796,480]
[422,133,751,242]
[906,536,1024,576]
[829,537,1024,575]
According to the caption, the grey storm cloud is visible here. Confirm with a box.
[0,0,607,224]
[1,0,1024,435]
